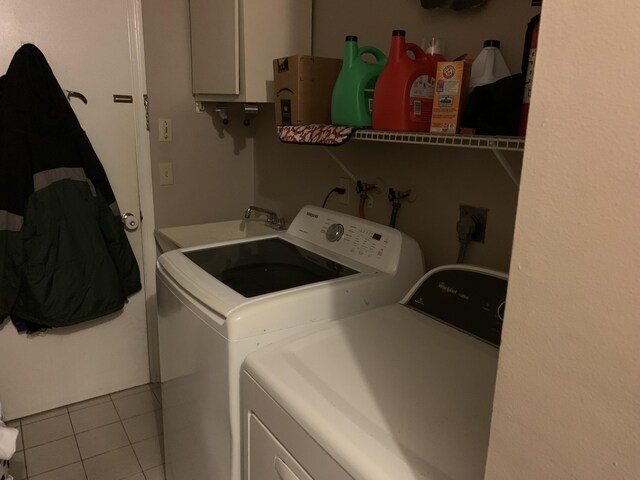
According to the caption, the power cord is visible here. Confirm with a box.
[456,215,477,263]
[322,187,346,208]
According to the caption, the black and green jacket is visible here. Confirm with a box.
[0,44,141,330]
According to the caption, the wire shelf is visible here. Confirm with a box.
[353,130,525,152]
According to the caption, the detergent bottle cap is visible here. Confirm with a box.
[392,30,406,37]
[345,35,358,42]
[483,39,501,48]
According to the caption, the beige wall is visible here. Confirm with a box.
[141,0,254,228]
[485,1,640,478]
[254,0,539,271]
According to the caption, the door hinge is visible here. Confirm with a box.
[144,94,150,131]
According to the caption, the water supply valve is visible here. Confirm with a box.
[388,187,412,206]
[356,180,377,197]
[387,187,416,228]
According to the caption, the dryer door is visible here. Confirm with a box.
[249,414,314,480]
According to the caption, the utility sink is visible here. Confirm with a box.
[154,219,276,252]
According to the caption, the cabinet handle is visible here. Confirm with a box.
[274,457,301,480]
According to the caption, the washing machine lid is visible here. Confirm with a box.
[244,267,507,480]
[157,234,377,321]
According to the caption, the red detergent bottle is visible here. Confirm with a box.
[373,30,441,132]
[518,13,541,136]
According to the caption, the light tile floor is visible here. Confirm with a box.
[5,384,164,480]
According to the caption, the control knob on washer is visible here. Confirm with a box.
[326,223,344,242]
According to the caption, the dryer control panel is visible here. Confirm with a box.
[287,205,412,273]
[405,266,508,347]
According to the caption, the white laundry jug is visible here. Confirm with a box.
[468,39,511,92]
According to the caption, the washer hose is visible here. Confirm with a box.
[390,203,400,228]
[358,196,367,219]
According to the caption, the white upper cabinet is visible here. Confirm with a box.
[190,0,312,103]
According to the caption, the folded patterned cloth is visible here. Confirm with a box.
[277,124,357,146]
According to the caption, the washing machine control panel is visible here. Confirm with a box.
[406,268,508,347]
[288,206,405,273]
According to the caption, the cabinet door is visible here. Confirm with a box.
[249,413,314,480]
[190,0,239,95]
[191,0,312,103]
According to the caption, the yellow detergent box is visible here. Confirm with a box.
[430,60,472,134]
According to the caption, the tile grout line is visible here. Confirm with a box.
[67,404,89,480]
[15,418,26,480]
[25,403,117,478]
[20,405,73,480]
[111,395,146,478]
[80,397,127,480]
[24,408,76,480]
[21,406,69,426]
[16,385,162,480]
[13,417,25,480]
[21,415,29,480]
[109,384,152,403]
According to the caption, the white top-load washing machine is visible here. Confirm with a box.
[156,205,424,480]
[242,265,508,480]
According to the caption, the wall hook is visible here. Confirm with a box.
[65,89,88,104]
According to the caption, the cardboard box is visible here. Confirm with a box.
[273,55,342,126]
[430,60,472,134]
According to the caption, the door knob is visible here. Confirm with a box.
[122,212,139,231]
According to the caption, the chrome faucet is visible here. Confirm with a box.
[243,206,286,230]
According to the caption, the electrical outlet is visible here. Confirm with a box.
[159,162,174,185]
[459,205,488,243]
[338,178,350,205]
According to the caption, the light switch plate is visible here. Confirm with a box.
[159,162,173,185]
[158,118,172,142]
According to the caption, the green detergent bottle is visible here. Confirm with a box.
[331,35,387,127]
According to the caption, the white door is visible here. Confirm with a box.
[0,0,153,420]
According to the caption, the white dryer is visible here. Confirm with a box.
[156,205,424,480]
[242,265,508,480]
